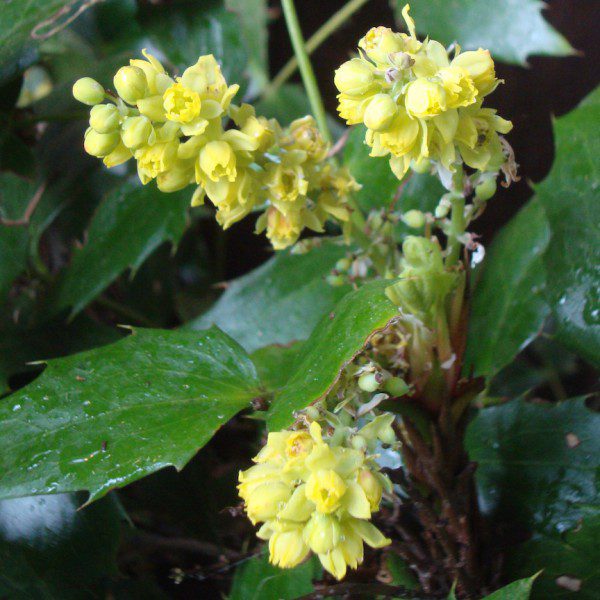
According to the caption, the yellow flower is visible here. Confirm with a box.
[368,107,420,158]
[238,419,391,579]
[337,93,374,126]
[256,207,303,250]
[163,82,201,123]
[135,140,178,184]
[198,140,237,183]
[130,49,171,96]
[451,49,498,97]
[286,116,329,161]
[306,469,347,514]
[358,26,405,65]
[405,78,447,119]
[121,116,155,149]
[438,66,478,109]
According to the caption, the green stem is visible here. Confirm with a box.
[268,0,370,95]
[281,0,332,143]
[445,195,466,267]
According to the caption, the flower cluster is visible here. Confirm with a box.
[238,420,392,579]
[334,4,512,181]
[72,52,358,249]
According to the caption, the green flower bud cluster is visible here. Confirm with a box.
[334,4,514,186]
[238,420,392,580]
[73,51,360,250]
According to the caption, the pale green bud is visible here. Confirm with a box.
[378,425,396,445]
[402,209,425,229]
[89,104,120,133]
[121,116,153,149]
[334,59,374,96]
[335,258,351,272]
[113,66,148,104]
[83,128,120,157]
[358,372,381,393]
[72,77,105,106]
[326,274,345,287]
[304,406,320,420]
[475,178,497,201]
[351,435,367,451]
[364,94,397,132]
[384,376,409,397]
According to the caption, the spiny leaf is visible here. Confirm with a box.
[0,326,259,503]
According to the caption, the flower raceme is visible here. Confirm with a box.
[238,421,392,580]
[334,4,513,181]
[73,52,358,250]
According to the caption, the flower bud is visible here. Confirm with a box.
[402,209,425,229]
[451,49,497,96]
[335,258,351,272]
[326,274,346,287]
[378,425,396,445]
[303,514,341,554]
[72,77,105,105]
[121,116,153,149]
[363,94,397,132]
[475,178,497,201]
[405,78,446,119]
[113,65,148,104]
[351,435,367,451]
[89,104,120,133]
[384,376,409,397]
[358,469,383,511]
[358,372,380,393]
[359,27,404,65]
[334,59,375,96]
[83,128,120,157]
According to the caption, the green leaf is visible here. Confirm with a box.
[535,87,600,366]
[467,397,600,598]
[51,182,190,318]
[225,0,269,94]
[0,173,39,301]
[0,326,259,502]
[187,241,351,352]
[391,0,575,66]
[0,0,75,82]
[139,1,249,94]
[229,550,321,600]
[267,280,399,430]
[0,492,122,599]
[251,342,305,393]
[482,575,538,600]
[467,198,551,378]
[0,314,122,395]
[343,125,444,213]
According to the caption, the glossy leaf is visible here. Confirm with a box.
[139,1,249,94]
[392,0,574,66]
[467,198,551,377]
[343,125,444,213]
[0,173,39,301]
[482,575,538,600]
[0,492,121,598]
[0,326,260,503]
[0,0,73,82]
[0,315,122,395]
[225,0,269,93]
[188,241,351,352]
[229,550,321,600]
[267,280,399,430]
[467,398,600,598]
[251,342,305,393]
[535,87,600,366]
[51,182,190,318]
